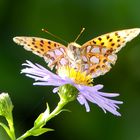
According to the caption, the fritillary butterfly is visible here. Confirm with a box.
[13,28,140,78]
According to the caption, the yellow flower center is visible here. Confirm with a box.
[57,66,93,86]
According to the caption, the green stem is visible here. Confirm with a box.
[16,99,68,140]
[7,113,16,140]
[45,99,68,122]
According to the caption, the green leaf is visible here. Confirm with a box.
[29,128,54,136]
[46,103,50,115]
[0,122,13,139]
[55,109,71,116]
[34,103,50,127]
[34,113,45,127]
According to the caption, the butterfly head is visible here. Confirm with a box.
[68,42,81,49]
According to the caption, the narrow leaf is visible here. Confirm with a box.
[34,103,50,127]
[0,122,13,139]
[34,113,45,127]
[46,103,50,115]
[55,109,71,116]
[30,128,54,136]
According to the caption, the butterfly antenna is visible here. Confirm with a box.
[74,27,85,42]
[42,28,68,44]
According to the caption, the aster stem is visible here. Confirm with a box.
[16,98,68,140]
[7,113,16,140]
[45,99,68,122]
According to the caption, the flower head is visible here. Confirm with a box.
[21,60,123,116]
[58,66,93,86]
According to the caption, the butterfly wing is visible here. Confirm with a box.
[81,28,140,78]
[13,37,68,70]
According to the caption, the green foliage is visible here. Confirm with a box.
[0,122,12,139]
[29,128,54,136]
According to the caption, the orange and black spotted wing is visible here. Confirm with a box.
[81,28,140,78]
[13,37,68,69]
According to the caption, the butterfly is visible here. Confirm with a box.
[13,28,140,78]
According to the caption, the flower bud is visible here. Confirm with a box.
[0,93,13,117]
[58,84,78,102]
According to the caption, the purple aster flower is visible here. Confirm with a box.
[21,60,123,116]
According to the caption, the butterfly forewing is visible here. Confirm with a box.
[82,28,140,77]
[13,37,67,69]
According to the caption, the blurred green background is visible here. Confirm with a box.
[0,0,140,139]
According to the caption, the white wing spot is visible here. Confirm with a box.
[86,46,91,53]
[54,49,63,56]
[105,61,111,68]
[91,47,100,53]
[60,58,68,65]
[82,56,88,62]
[60,48,65,53]
[108,54,117,64]
[101,48,108,54]
[84,64,89,69]
[90,56,99,64]
[47,51,55,57]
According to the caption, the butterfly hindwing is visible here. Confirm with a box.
[82,28,140,77]
[13,37,67,69]
[81,45,117,77]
